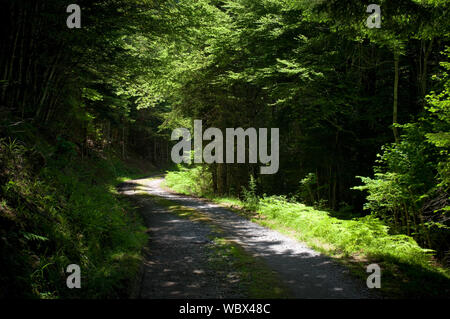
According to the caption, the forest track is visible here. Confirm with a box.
[120,177,376,299]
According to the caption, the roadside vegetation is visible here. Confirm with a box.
[0,135,148,298]
[164,166,450,298]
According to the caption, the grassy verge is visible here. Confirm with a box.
[0,138,149,298]
[164,168,450,298]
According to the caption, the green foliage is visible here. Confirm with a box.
[262,196,425,260]
[163,166,435,265]
[254,195,449,297]
[241,175,260,211]
[354,124,435,221]
[354,47,450,260]
[0,138,147,298]
[164,167,449,297]
[296,172,328,209]
[164,165,213,197]
[426,47,450,189]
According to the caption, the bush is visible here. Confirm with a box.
[241,175,260,211]
[164,164,213,197]
[0,138,147,298]
[258,196,434,266]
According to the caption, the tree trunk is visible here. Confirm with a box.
[217,163,227,195]
[393,52,400,143]
[122,126,126,159]
[211,164,218,194]
[420,38,433,108]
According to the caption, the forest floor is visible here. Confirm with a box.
[119,177,377,299]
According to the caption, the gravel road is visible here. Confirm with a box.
[120,177,376,299]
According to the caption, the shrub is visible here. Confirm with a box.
[0,138,147,298]
[164,164,213,197]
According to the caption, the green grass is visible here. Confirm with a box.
[164,167,450,298]
[164,165,213,197]
[0,138,149,298]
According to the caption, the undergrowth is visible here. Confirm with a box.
[164,165,213,197]
[0,136,147,299]
[164,166,450,298]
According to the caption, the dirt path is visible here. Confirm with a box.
[120,177,375,299]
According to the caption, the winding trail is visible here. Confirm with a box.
[120,177,375,299]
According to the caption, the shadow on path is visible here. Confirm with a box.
[119,178,376,299]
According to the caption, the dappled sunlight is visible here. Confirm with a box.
[121,177,375,299]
